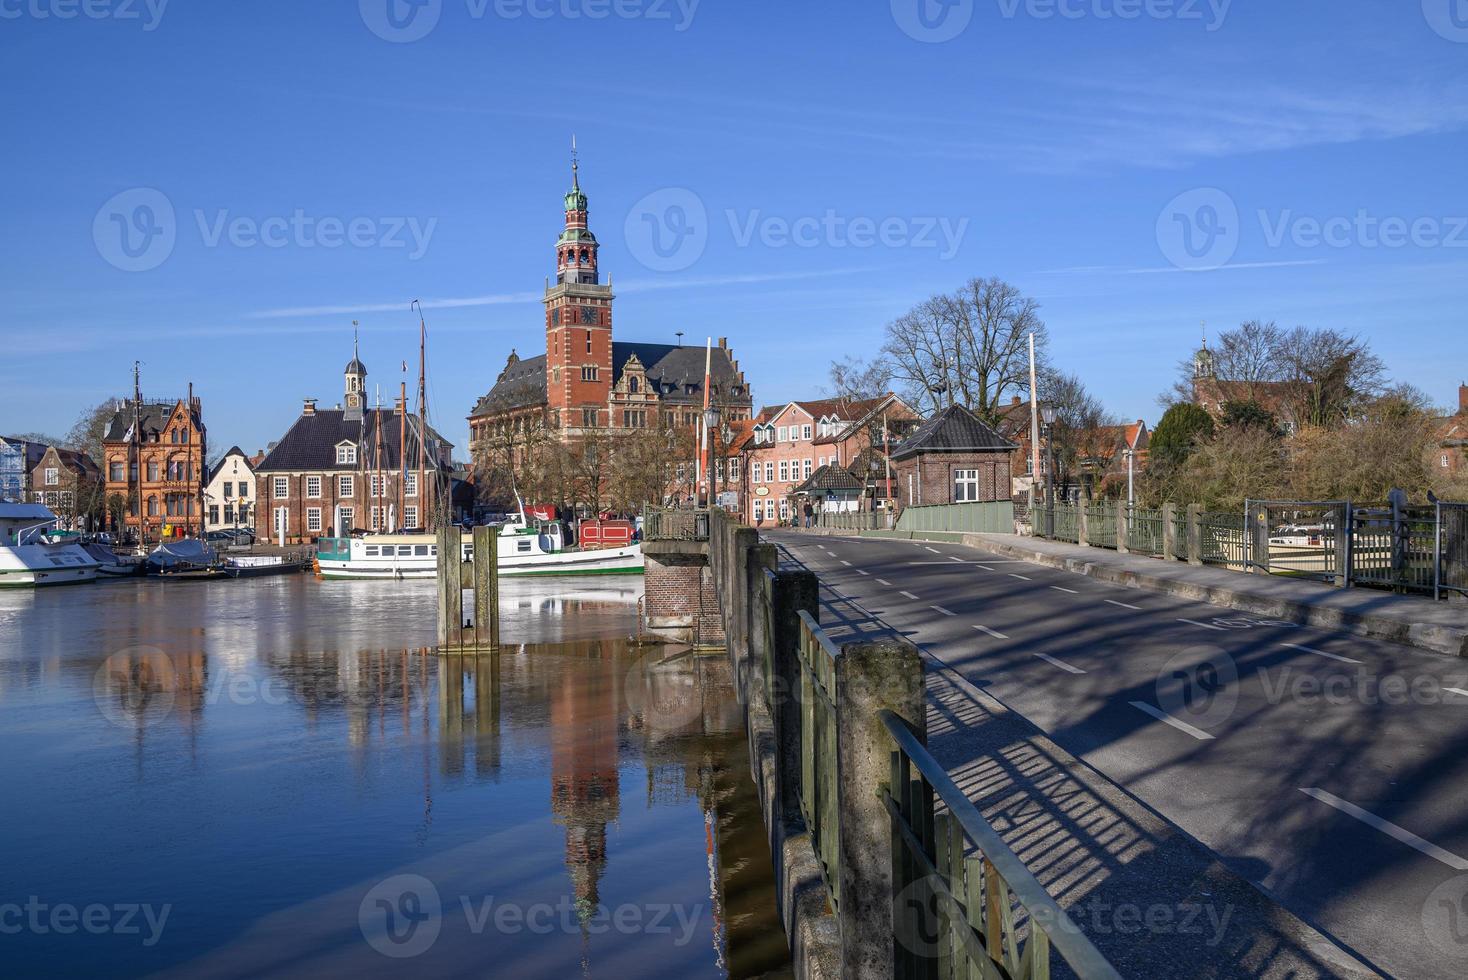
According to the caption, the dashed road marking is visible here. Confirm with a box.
[1008,573,1032,581]
[948,556,964,563]
[1105,599,1142,610]
[1280,643,1360,664]
[1033,652,1086,674]
[1178,618,1227,632]
[1050,586,1079,594]
[1448,688,1468,698]
[876,578,892,586]
[925,546,941,554]
[1130,701,1214,740]
[1300,788,1468,871]
[900,591,921,601]
[972,624,1008,640]
[930,605,956,617]
[840,560,852,566]
[856,569,870,576]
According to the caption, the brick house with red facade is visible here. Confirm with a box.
[890,404,1017,513]
[102,395,206,542]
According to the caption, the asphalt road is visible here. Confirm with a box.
[769,530,1468,980]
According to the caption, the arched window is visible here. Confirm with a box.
[147,496,159,516]
[629,376,639,393]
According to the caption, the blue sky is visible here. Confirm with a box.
[3,0,1467,455]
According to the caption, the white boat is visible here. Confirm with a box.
[315,516,644,580]
[0,503,101,587]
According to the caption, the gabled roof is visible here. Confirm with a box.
[41,446,100,478]
[794,464,866,495]
[891,405,1018,461]
[256,409,452,473]
[207,446,252,483]
[103,400,202,443]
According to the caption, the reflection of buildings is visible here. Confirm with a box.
[549,643,622,920]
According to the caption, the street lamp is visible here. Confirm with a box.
[1040,406,1057,536]
[1124,448,1135,508]
[701,405,720,508]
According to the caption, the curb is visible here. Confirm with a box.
[972,536,1468,660]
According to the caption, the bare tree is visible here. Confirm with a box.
[827,356,894,403]
[858,277,1047,423]
[1278,327,1386,428]
[1038,371,1118,500]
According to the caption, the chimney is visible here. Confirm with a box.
[1460,383,1467,415]
[718,337,728,349]
[1011,395,1022,406]
[303,398,317,416]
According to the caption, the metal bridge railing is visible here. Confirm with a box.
[1126,506,1166,558]
[1199,510,1248,570]
[644,506,709,542]
[883,710,1123,980]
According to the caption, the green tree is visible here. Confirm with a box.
[1151,403,1216,465]
[1220,400,1281,436]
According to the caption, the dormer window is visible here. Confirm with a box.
[336,443,358,465]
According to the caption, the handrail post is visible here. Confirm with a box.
[835,637,923,979]
[1162,502,1177,560]
[1115,500,1128,553]
[1338,500,1353,589]
[1186,504,1203,566]
[1077,499,1090,547]
[770,569,818,825]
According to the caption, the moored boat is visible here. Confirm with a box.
[0,503,101,587]
[316,515,644,580]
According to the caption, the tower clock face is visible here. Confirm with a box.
[347,394,360,408]
[580,306,597,325]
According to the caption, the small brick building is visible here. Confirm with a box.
[890,405,1017,514]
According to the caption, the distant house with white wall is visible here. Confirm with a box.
[205,446,259,533]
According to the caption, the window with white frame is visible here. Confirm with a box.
[1444,454,1452,469]
[336,443,357,465]
[306,476,322,498]
[729,458,740,480]
[777,426,788,442]
[371,474,385,499]
[44,467,59,486]
[371,506,383,531]
[338,474,354,497]
[779,500,789,520]
[803,459,813,479]
[953,469,981,502]
[779,461,789,482]
[273,477,288,499]
[405,471,418,497]
[405,506,418,529]
[802,424,812,441]
[764,461,774,483]
[306,507,322,533]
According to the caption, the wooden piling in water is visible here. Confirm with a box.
[436,526,464,651]
[471,525,499,651]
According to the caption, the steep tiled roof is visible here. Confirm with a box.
[794,465,865,494]
[470,354,548,418]
[256,409,452,473]
[891,405,1017,461]
[103,400,202,443]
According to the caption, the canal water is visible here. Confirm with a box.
[0,576,792,979]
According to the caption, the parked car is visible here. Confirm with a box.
[227,528,256,546]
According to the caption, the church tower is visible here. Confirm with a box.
[545,140,615,433]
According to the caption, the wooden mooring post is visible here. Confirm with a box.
[436,525,499,655]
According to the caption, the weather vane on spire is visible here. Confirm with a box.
[571,133,579,188]
[1201,320,1208,349]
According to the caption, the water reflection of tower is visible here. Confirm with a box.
[549,644,622,922]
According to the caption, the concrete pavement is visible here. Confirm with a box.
[771,530,1468,979]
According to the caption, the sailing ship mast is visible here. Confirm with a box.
[131,362,142,544]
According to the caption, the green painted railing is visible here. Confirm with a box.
[1128,506,1166,557]
[796,609,842,914]
[644,506,709,541]
[896,500,1016,534]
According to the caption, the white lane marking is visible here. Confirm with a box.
[1050,586,1079,594]
[1033,651,1086,674]
[840,560,852,566]
[1299,788,1468,871]
[949,556,964,563]
[1130,701,1214,740]
[876,578,892,586]
[1105,599,1142,610]
[930,605,957,617]
[1280,643,1360,664]
[972,624,1008,640]
[857,569,871,576]
[1178,618,1227,632]
[900,591,921,600]
[1008,573,1032,581]
[925,546,941,554]
[1447,688,1468,698]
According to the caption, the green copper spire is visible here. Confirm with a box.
[565,134,588,212]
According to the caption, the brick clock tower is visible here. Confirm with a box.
[545,147,615,433]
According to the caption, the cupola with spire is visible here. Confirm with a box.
[344,328,368,421]
[556,135,599,286]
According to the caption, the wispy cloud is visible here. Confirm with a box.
[245,267,882,320]
[1036,259,1328,277]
